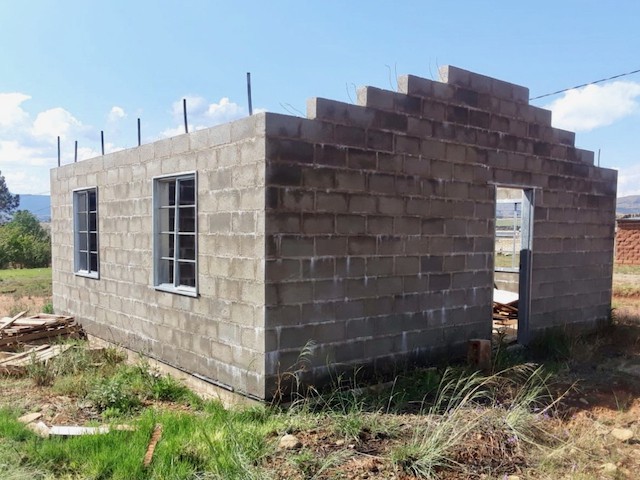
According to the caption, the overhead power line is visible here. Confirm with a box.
[530,67,640,101]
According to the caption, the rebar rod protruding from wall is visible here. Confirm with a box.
[101,131,105,155]
[74,141,78,163]
[247,72,253,115]
[183,98,188,134]
[57,136,61,167]
[137,118,141,146]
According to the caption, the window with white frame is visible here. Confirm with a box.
[73,188,99,278]
[153,173,197,295]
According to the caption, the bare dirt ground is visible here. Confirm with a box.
[0,294,49,317]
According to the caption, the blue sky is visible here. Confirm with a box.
[1,0,639,196]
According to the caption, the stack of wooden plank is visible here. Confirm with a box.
[0,312,82,351]
[493,301,518,323]
[492,289,519,325]
[0,344,73,375]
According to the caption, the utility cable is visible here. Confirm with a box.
[530,68,640,101]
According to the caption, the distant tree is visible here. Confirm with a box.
[0,210,50,268]
[0,172,19,224]
[10,210,47,240]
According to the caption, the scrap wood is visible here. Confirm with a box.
[49,425,110,436]
[0,325,82,348]
[6,344,72,366]
[0,345,49,365]
[0,315,82,350]
[143,424,163,468]
[18,412,43,424]
[23,421,135,437]
[493,300,518,322]
[0,344,73,375]
[26,421,50,438]
[0,311,27,331]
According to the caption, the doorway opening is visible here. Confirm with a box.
[493,187,534,345]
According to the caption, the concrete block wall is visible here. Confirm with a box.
[51,65,617,401]
[51,114,267,399]
[263,66,616,395]
[616,220,640,264]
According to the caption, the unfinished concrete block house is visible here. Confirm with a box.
[51,66,617,401]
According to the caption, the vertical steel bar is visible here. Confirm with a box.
[137,118,141,146]
[101,131,105,155]
[247,72,253,115]
[183,98,188,133]
[57,136,61,167]
[512,202,517,269]
[74,140,78,162]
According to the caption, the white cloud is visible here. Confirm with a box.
[162,96,246,137]
[32,107,92,142]
[545,81,640,132]
[108,106,126,122]
[3,169,50,196]
[0,93,31,128]
[0,140,49,166]
[0,91,251,195]
[0,93,102,195]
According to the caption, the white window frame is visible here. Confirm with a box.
[152,171,198,297]
[73,187,99,279]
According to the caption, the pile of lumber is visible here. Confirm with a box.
[493,301,518,323]
[0,312,83,374]
[492,289,519,325]
[0,344,72,374]
[0,312,83,350]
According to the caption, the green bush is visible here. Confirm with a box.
[0,210,51,269]
[87,377,141,416]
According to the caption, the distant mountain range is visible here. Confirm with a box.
[17,194,51,221]
[11,193,640,222]
[617,195,640,215]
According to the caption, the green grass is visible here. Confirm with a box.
[495,252,520,269]
[0,406,278,480]
[0,267,52,297]
[613,264,640,275]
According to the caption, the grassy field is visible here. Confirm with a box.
[0,267,52,297]
[615,264,640,275]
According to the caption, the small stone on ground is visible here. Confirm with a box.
[610,428,634,442]
[18,412,42,424]
[278,434,301,450]
[601,463,617,473]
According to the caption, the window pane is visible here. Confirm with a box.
[177,262,196,288]
[178,178,195,205]
[89,253,98,272]
[88,190,97,211]
[158,208,175,233]
[157,180,176,207]
[168,181,176,206]
[178,206,195,233]
[158,259,174,284]
[89,212,97,232]
[78,251,88,271]
[158,233,175,258]
[79,232,88,251]
[77,192,87,213]
[78,212,88,231]
[89,233,98,251]
[178,234,196,260]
